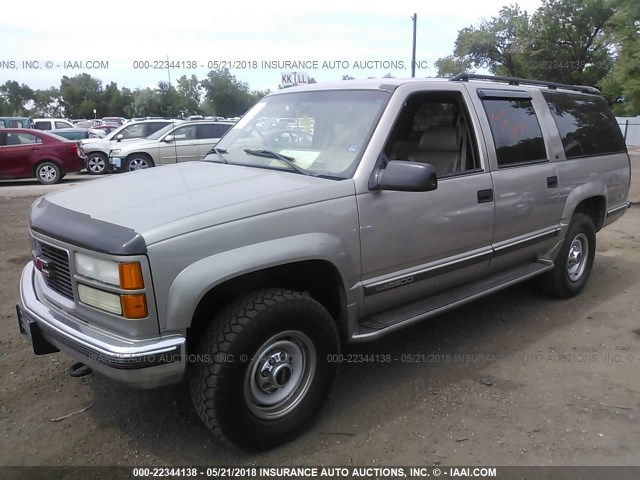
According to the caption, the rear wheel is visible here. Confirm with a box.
[86,152,108,175]
[189,288,340,450]
[35,162,61,185]
[540,213,596,298]
[125,155,154,171]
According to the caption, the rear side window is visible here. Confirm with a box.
[144,122,170,136]
[542,92,626,159]
[482,98,547,167]
[196,123,231,139]
[34,121,51,130]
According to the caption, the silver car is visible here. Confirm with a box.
[109,121,234,172]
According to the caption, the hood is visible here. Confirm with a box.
[39,162,355,246]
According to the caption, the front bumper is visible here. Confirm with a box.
[18,262,186,388]
[108,156,124,172]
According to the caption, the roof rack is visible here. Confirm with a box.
[449,73,600,95]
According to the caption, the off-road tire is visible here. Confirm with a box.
[189,288,340,450]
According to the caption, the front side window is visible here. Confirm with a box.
[207,90,390,179]
[482,98,547,167]
[171,125,196,140]
[542,91,626,159]
[55,121,71,129]
[120,123,145,139]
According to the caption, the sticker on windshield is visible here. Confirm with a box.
[348,144,358,153]
[279,150,320,169]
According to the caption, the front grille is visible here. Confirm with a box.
[39,242,74,300]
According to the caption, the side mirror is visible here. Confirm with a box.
[164,135,175,143]
[374,160,438,192]
[116,133,124,142]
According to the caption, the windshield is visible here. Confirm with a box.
[204,89,390,179]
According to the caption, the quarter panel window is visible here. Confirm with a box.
[542,91,626,158]
[482,98,547,167]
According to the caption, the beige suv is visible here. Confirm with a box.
[108,120,233,172]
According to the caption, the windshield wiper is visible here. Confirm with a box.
[208,147,228,164]
[243,149,311,175]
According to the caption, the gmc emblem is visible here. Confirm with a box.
[33,255,53,278]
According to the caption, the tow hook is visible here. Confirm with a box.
[68,362,92,378]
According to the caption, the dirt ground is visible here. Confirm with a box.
[2,152,640,468]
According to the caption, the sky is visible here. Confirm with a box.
[0,0,544,93]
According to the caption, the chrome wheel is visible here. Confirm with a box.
[87,154,106,174]
[567,233,588,282]
[244,330,316,420]
[37,163,59,184]
[128,157,150,170]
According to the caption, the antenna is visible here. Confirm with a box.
[167,54,179,164]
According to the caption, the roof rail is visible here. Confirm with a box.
[449,73,600,95]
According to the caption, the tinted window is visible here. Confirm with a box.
[196,123,231,139]
[542,92,626,159]
[144,122,170,136]
[482,98,547,166]
[34,121,51,130]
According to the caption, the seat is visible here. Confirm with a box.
[408,126,461,175]
[390,139,419,160]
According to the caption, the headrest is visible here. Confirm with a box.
[419,126,459,151]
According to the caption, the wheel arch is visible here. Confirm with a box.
[185,259,347,352]
[561,182,607,232]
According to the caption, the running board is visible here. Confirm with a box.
[353,261,554,342]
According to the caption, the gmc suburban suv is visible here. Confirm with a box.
[17,74,630,450]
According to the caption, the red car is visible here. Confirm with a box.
[0,129,86,185]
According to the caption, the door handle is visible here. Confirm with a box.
[477,189,493,203]
[547,176,558,188]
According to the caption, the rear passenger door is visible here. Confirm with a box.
[471,89,564,271]
[158,125,199,164]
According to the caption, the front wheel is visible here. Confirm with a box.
[125,155,154,172]
[86,152,108,175]
[189,288,340,450]
[540,213,596,298]
[35,161,61,185]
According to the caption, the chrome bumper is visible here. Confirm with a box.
[18,262,186,388]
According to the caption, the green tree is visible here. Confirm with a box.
[59,74,103,118]
[32,87,62,117]
[528,0,614,85]
[131,87,162,117]
[155,81,182,117]
[0,80,34,115]
[99,82,133,117]
[201,69,256,117]
[454,5,533,77]
[434,55,474,77]
[176,75,201,115]
[604,0,640,115]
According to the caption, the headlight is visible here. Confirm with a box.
[75,253,147,318]
[75,252,119,285]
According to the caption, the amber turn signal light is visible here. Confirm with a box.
[119,262,144,290]
[121,294,148,319]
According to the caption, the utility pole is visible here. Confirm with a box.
[411,13,417,77]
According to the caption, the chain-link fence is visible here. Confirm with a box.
[617,117,640,147]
